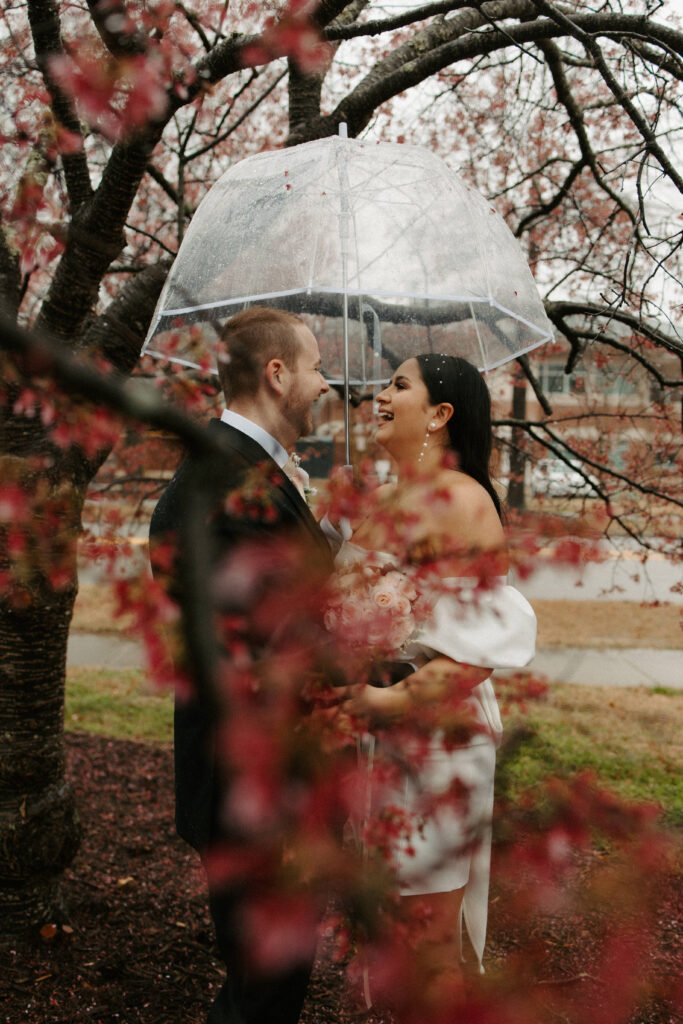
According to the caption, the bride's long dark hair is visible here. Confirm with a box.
[415,353,502,520]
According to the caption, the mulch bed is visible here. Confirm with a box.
[2,733,680,1024]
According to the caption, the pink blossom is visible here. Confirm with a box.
[49,48,169,142]
[243,893,320,972]
[0,484,30,523]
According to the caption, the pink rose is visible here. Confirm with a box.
[384,570,417,602]
[371,582,412,617]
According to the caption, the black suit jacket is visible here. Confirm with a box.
[149,418,334,852]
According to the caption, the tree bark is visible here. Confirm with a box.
[0,257,166,937]
[0,229,21,320]
[507,368,528,511]
[0,456,83,939]
[78,262,169,375]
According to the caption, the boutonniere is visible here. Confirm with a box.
[288,453,317,507]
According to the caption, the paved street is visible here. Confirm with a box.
[73,531,681,689]
[524,646,680,690]
[79,531,683,604]
[514,541,682,605]
[67,631,681,691]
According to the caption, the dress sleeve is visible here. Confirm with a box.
[412,578,536,670]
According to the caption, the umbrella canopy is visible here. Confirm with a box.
[143,135,552,384]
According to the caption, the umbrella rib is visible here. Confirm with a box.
[469,301,490,372]
[158,289,556,319]
[142,348,208,370]
[305,143,336,296]
[483,335,551,373]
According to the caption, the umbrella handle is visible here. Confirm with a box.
[337,124,351,468]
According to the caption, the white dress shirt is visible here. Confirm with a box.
[220,409,288,468]
[220,408,309,497]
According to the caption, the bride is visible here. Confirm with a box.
[332,352,536,1004]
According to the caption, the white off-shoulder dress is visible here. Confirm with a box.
[336,540,537,969]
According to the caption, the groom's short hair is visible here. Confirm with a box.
[218,306,305,400]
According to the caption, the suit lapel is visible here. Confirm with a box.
[207,419,331,560]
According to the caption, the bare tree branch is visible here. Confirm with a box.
[174,1,213,53]
[193,33,258,88]
[494,416,682,546]
[315,0,371,31]
[536,420,682,507]
[536,38,637,226]
[85,0,148,58]
[0,226,21,321]
[552,321,683,389]
[514,156,587,236]
[290,2,371,135]
[546,301,683,359]
[518,355,554,416]
[27,0,92,210]
[292,5,683,141]
[145,162,194,219]
[624,36,683,81]
[189,69,288,161]
[530,0,683,193]
[325,0,473,41]
[78,262,169,374]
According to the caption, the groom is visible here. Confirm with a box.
[149,306,332,1024]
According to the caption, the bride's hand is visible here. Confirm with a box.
[339,682,409,722]
[337,656,491,723]
[340,684,376,718]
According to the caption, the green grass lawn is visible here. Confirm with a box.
[65,669,682,824]
[498,680,682,827]
[66,667,173,743]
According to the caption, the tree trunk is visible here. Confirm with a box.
[507,368,528,511]
[0,537,82,938]
[0,402,88,939]
[0,255,165,941]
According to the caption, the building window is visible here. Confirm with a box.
[537,360,582,395]
[592,367,639,397]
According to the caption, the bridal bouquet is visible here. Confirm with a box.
[324,561,419,655]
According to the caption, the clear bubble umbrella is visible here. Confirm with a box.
[142,129,553,463]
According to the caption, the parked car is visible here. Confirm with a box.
[530,458,600,497]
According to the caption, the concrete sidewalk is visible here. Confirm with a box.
[525,646,680,690]
[67,632,682,690]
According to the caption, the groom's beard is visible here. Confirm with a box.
[284,394,314,440]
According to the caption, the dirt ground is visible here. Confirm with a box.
[531,599,682,649]
[3,732,680,1024]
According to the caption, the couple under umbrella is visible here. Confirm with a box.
[148,137,541,1023]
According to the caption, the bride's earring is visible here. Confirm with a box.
[418,422,436,463]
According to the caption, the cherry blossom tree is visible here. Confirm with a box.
[0,0,680,972]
